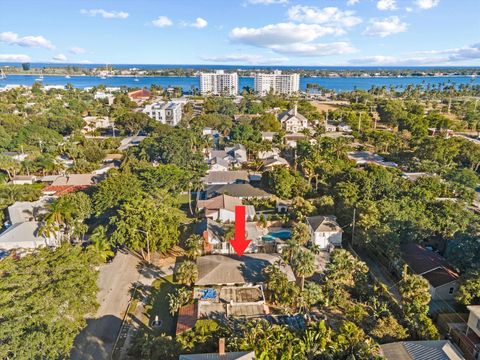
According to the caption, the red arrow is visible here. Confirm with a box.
[229,205,251,257]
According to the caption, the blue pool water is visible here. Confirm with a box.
[263,230,292,241]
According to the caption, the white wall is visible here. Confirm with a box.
[467,310,480,338]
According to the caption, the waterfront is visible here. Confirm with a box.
[1,74,479,92]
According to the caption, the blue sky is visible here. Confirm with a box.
[0,0,479,66]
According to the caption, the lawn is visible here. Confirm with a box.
[144,275,181,336]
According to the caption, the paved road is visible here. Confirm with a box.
[70,252,141,360]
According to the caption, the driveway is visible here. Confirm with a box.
[70,252,141,360]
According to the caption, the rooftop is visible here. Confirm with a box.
[197,194,243,213]
[202,171,249,185]
[195,254,295,286]
[402,243,459,287]
[307,215,343,233]
[380,340,464,360]
[467,305,480,317]
[206,184,271,199]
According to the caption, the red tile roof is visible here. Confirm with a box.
[176,303,197,335]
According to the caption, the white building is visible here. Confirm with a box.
[306,215,343,250]
[200,70,238,96]
[254,70,300,96]
[143,101,182,126]
[278,105,310,133]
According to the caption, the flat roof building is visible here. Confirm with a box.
[254,70,300,96]
[200,70,238,96]
[143,101,182,126]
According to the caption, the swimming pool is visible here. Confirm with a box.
[262,230,292,241]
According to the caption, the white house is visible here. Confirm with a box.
[263,156,290,170]
[207,144,247,167]
[258,148,280,160]
[208,157,229,172]
[143,101,182,126]
[0,199,56,251]
[278,105,310,133]
[467,306,480,339]
[306,215,343,250]
[261,132,276,142]
[82,116,111,133]
[1,151,29,162]
[12,175,36,185]
[196,194,255,222]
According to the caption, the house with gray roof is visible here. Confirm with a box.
[202,171,249,186]
[195,254,295,286]
[0,199,56,251]
[306,215,343,250]
[278,105,310,133]
[205,183,271,200]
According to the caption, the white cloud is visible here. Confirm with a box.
[152,16,173,28]
[377,0,397,10]
[80,9,129,19]
[0,54,31,62]
[287,6,362,27]
[52,54,67,62]
[69,46,86,55]
[363,16,407,37]
[78,60,93,64]
[0,31,54,50]
[201,53,289,64]
[347,0,360,5]
[192,17,208,28]
[349,43,480,65]
[414,0,439,9]
[247,0,288,4]
[230,23,345,47]
[406,7,413,12]
[269,42,356,57]
[230,22,355,57]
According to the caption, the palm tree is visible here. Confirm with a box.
[281,239,301,264]
[175,260,198,286]
[292,249,316,291]
[185,234,203,260]
[87,225,114,263]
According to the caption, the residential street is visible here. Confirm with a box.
[70,252,141,360]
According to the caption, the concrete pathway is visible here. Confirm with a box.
[70,252,141,360]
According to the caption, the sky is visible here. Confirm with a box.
[0,0,479,66]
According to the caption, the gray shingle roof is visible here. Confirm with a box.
[306,215,342,233]
[206,184,271,199]
[202,171,249,184]
[196,254,295,286]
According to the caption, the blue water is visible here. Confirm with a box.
[263,230,292,241]
[2,74,479,92]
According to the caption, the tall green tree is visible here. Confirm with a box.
[0,244,98,359]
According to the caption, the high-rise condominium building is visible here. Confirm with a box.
[254,70,300,96]
[199,70,238,95]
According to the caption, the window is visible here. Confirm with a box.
[449,287,454,294]
[477,319,480,331]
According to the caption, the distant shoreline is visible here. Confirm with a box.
[3,73,478,79]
